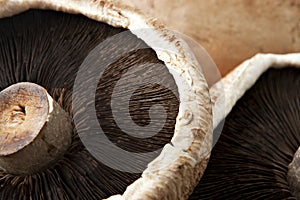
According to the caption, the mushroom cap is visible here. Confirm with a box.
[190,53,300,199]
[117,0,300,76]
[0,0,212,199]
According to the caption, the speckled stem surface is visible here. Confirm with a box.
[288,147,300,199]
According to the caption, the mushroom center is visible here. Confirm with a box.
[288,147,300,199]
[4,105,26,126]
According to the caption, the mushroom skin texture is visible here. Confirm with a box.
[0,0,212,199]
[119,0,300,76]
[190,53,300,199]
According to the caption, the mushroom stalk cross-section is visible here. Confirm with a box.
[0,82,72,175]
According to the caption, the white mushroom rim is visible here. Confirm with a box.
[0,0,212,200]
[210,52,300,130]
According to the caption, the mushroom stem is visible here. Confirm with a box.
[0,82,72,175]
[288,147,300,199]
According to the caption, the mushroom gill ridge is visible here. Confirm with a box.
[0,9,179,199]
[190,67,300,200]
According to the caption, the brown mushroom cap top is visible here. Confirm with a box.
[120,0,300,76]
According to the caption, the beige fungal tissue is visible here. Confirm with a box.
[120,0,300,76]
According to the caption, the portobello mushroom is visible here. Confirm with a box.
[0,0,212,199]
[190,53,300,199]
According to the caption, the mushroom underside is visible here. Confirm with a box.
[190,67,300,200]
[0,9,179,199]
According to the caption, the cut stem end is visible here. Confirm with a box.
[0,82,72,175]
